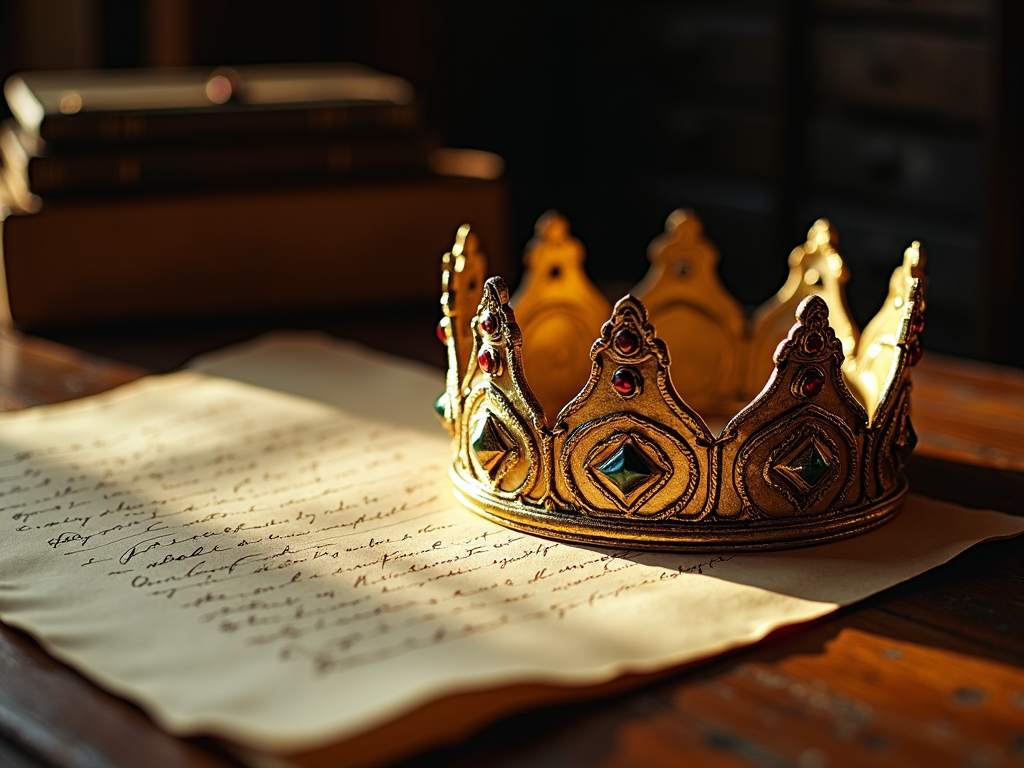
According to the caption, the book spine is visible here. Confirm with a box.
[26,138,433,195]
[37,102,421,146]
[0,178,510,328]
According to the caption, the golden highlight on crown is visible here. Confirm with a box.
[435,211,927,551]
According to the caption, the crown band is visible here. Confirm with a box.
[436,212,926,551]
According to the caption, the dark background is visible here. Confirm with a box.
[1,0,1021,365]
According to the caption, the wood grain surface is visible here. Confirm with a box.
[0,329,1020,768]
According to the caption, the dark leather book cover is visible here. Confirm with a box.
[4,64,419,148]
[2,122,434,196]
[0,176,510,329]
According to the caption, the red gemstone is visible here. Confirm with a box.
[910,314,925,335]
[480,311,497,335]
[436,320,447,344]
[805,332,824,353]
[801,370,824,397]
[615,329,639,355]
[908,341,923,366]
[478,347,499,374]
[612,368,640,396]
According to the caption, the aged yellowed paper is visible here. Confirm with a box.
[0,334,1020,755]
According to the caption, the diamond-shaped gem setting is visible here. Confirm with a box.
[594,439,658,499]
[434,392,448,419]
[773,438,832,491]
[471,413,513,476]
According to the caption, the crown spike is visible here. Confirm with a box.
[719,294,867,520]
[438,225,488,430]
[552,295,712,519]
[842,240,926,498]
[510,212,612,422]
[805,218,838,251]
[530,210,572,252]
[905,240,927,278]
[746,218,859,399]
[772,294,843,367]
[845,241,927,422]
[633,210,747,415]
[453,277,549,504]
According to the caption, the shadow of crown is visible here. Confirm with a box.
[436,210,927,551]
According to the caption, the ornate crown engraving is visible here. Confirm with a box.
[435,211,927,551]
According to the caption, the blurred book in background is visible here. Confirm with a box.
[5,64,417,144]
[0,63,508,330]
[2,64,429,203]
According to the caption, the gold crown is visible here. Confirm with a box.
[435,210,926,551]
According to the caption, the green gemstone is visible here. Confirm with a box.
[471,414,512,474]
[434,392,448,419]
[786,442,830,488]
[594,440,655,496]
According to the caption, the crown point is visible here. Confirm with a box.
[483,275,511,305]
[452,223,472,257]
[611,294,650,323]
[905,240,927,277]
[796,294,830,325]
[666,208,703,240]
[536,210,570,242]
[808,218,837,248]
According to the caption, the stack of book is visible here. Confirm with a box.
[0,64,507,329]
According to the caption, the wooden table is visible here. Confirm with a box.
[0,327,1022,768]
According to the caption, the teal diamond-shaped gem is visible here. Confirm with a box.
[782,441,830,488]
[594,440,656,497]
[471,413,513,475]
[434,392,448,419]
